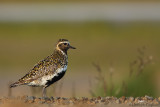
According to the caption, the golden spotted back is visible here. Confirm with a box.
[18,49,68,84]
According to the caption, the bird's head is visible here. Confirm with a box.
[56,39,76,53]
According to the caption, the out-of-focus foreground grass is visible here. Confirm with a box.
[0,22,160,97]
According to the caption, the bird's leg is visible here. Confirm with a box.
[42,87,47,98]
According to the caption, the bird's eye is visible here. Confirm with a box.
[64,43,67,45]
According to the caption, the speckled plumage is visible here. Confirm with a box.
[10,39,76,97]
[20,49,67,86]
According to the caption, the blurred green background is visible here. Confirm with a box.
[0,1,160,98]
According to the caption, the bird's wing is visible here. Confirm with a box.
[18,56,60,84]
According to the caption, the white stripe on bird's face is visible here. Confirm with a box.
[56,41,70,48]
[56,41,70,55]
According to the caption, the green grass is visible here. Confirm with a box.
[127,70,156,97]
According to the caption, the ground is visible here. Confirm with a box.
[0,96,160,107]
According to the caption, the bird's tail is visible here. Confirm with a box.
[10,81,21,88]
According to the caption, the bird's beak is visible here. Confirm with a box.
[69,45,76,49]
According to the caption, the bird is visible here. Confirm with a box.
[10,39,76,97]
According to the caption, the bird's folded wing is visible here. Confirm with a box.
[18,58,59,84]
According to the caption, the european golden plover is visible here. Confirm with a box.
[10,39,76,97]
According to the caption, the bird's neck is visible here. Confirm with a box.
[52,48,68,65]
[61,49,67,55]
[56,47,67,55]
[55,48,67,57]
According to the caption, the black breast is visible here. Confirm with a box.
[45,71,66,87]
